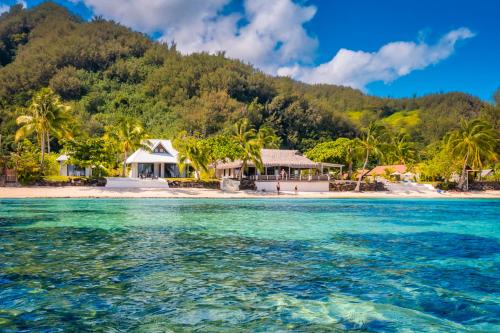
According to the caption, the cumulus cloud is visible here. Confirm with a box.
[277,27,475,90]
[72,0,318,72]
[70,1,474,90]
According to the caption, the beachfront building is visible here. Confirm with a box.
[366,164,415,181]
[215,149,343,192]
[125,139,184,178]
[56,154,92,177]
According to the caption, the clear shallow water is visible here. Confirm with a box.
[0,198,499,332]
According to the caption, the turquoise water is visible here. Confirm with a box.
[0,198,499,332]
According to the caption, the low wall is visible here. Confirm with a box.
[467,181,500,191]
[239,179,256,191]
[256,181,329,192]
[35,177,106,187]
[167,179,220,189]
[329,181,386,192]
[106,177,169,188]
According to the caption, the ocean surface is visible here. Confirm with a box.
[0,198,499,332]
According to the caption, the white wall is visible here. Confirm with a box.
[130,163,138,178]
[256,181,329,192]
[59,162,68,176]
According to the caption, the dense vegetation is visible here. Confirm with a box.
[0,3,498,188]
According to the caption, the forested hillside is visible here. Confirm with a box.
[0,2,498,153]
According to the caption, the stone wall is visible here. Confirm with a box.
[329,181,386,192]
[467,181,500,191]
[239,179,256,191]
[34,177,106,186]
[167,180,220,189]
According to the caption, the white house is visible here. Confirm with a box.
[125,139,184,178]
[56,154,92,177]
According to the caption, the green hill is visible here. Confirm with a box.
[0,2,497,152]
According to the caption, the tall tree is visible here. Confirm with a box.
[446,119,498,190]
[355,123,386,192]
[232,119,263,180]
[386,132,417,165]
[173,132,209,179]
[15,88,72,167]
[105,117,146,177]
[305,138,358,179]
[256,126,281,149]
[200,134,242,171]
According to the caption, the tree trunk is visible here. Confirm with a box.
[457,151,469,190]
[355,149,369,192]
[40,132,46,169]
[46,132,51,154]
[347,160,353,180]
[122,150,128,177]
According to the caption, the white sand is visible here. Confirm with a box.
[0,186,499,199]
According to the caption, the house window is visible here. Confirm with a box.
[154,144,166,153]
[138,163,154,177]
[68,165,86,176]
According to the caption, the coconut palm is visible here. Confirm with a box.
[173,132,210,179]
[446,119,498,190]
[342,138,359,180]
[387,132,417,165]
[355,122,386,192]
[176,141,209,179]
[15,88,72,167]
[232,119,264,180]
[105,117,147,177]
[256,126,281,149]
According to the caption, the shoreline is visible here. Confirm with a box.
[1,186,499,199]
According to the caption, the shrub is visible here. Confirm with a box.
[10,140,42,184]
[436,181,457,191]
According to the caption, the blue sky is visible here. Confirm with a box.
[1,0,499,101]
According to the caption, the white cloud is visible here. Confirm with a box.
[0,0,26,15]
[0,5,10,15]
[277,27,475,90]
[73,0,318,72]
[70,1,474,90]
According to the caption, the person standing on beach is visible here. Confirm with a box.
[294,185,298,195]
[276,182,280,195]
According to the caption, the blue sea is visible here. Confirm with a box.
[0,198,499,332]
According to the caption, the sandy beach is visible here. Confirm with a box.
[1,186,499,199]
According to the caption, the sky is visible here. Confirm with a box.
[1,0,499,100]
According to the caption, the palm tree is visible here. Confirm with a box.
[387,132,417,165]
[339,138,358,180]
[446,119,498,190]
[176,141,209,179]
[106,117,146,177]
[355,122,386,192]
[232,119,264,180]
[15,88,72,167]
[256,126,281,149]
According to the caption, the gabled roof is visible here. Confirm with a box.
[56,154,69,162]
[216,149,317,169]
[480,169,493,177]
[367,164,407,176]
[125,139,179,164]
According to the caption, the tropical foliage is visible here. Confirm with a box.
[355,123,387,191]
[15,87,72,167]
[104,117,147,176]
[0,3,499,188]
[445,119,498,189]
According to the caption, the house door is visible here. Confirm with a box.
[138,163,154,177]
